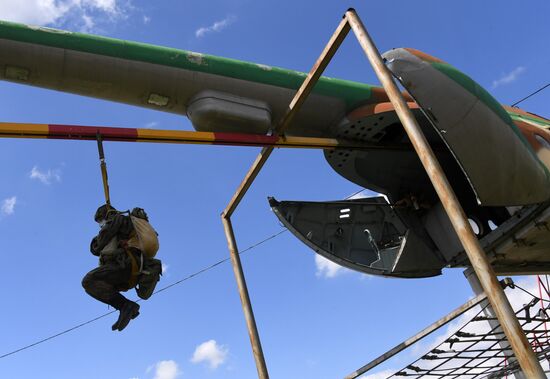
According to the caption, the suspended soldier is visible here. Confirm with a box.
[82,204,162,331]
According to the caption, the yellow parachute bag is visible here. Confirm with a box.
[127,216,159,258]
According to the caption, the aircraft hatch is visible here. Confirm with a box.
[269,197,445,278]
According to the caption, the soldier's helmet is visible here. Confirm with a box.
[94,203,117,223]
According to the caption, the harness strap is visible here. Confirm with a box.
[125,248,141,288]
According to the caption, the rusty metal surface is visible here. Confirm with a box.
[223,16,351,218]
[345,8,545,378]
[345,291,488,379]
[223,146,274,218]
[218,14,353,379]
[277,16,350,135]
[221,217,269,379]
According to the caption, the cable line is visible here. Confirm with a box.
[0,229,287,360]
[1,188,371,359]
[512,82,550,107]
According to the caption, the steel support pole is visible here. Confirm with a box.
[222,217,269,378]
[220,17,351,378]
[345,292,488,379]
[222,16,351,217]
[345,9,545,378]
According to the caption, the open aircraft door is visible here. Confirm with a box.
[269,197,445,278]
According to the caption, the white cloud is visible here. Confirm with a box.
[152,360,180,379]
[492,66,526,89]
[346,189,391,206]
[191,339,228,369]
[143,15,150,24]
[195,15,236,38]
[161,262,168,275]
[0,0,127,32]
[0,0,69,25]
[84,0,118,14]
[144,121,159,129]
[1,196,17,216]
[80,13,94,32]
[29,166,62,185]
[315,254,346,278]
[346,189,379,200]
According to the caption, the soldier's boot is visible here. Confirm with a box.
[112,301,140,331]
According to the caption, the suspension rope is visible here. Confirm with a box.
[96,133,111,205]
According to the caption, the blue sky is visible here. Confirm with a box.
[0,1,549,379]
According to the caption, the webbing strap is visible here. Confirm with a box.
[96,133,111,205]
[125,249,140,288]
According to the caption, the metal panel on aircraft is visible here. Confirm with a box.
[383,48,550,206]
[269,197,444,278]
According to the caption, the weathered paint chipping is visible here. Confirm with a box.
[256,64,272,71]
[186,52,206,66]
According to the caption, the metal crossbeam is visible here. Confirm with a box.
[0,121,375,150]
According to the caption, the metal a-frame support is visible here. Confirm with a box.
[344,290,489,378]
[219,16,351,378]
[220,8,545,378]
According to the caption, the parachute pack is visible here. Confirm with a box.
[127,208,162,299]
[127,209,159,258]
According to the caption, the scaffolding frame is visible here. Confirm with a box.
[375,276,550,379]
[218,8,546,378]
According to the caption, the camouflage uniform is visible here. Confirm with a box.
[82,211,140,327]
